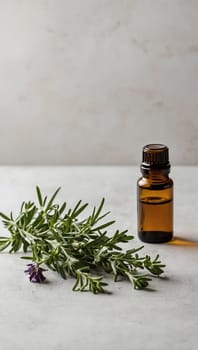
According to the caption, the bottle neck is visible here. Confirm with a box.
[140,167,170,182]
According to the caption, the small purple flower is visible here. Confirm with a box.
[24,263,47,283]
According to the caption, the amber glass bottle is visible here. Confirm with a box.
[137,144,173,243]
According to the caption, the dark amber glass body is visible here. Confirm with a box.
[137,169,173,243]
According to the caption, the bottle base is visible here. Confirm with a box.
[138,231,173,243]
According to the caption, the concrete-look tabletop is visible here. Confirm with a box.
[0,166,197,350]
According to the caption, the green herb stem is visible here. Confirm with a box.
[0,187,165,293]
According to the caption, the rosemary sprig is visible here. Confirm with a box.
[0,187,165,294]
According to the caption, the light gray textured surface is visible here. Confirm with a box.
[0,1,198,165]
[0,166,198,350]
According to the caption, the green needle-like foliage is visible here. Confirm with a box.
[0,187,166,294]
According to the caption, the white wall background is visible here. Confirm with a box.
[0,0,198,165]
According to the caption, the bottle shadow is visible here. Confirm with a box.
[167,235,198,247]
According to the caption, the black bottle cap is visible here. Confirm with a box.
[141,144,170,169]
